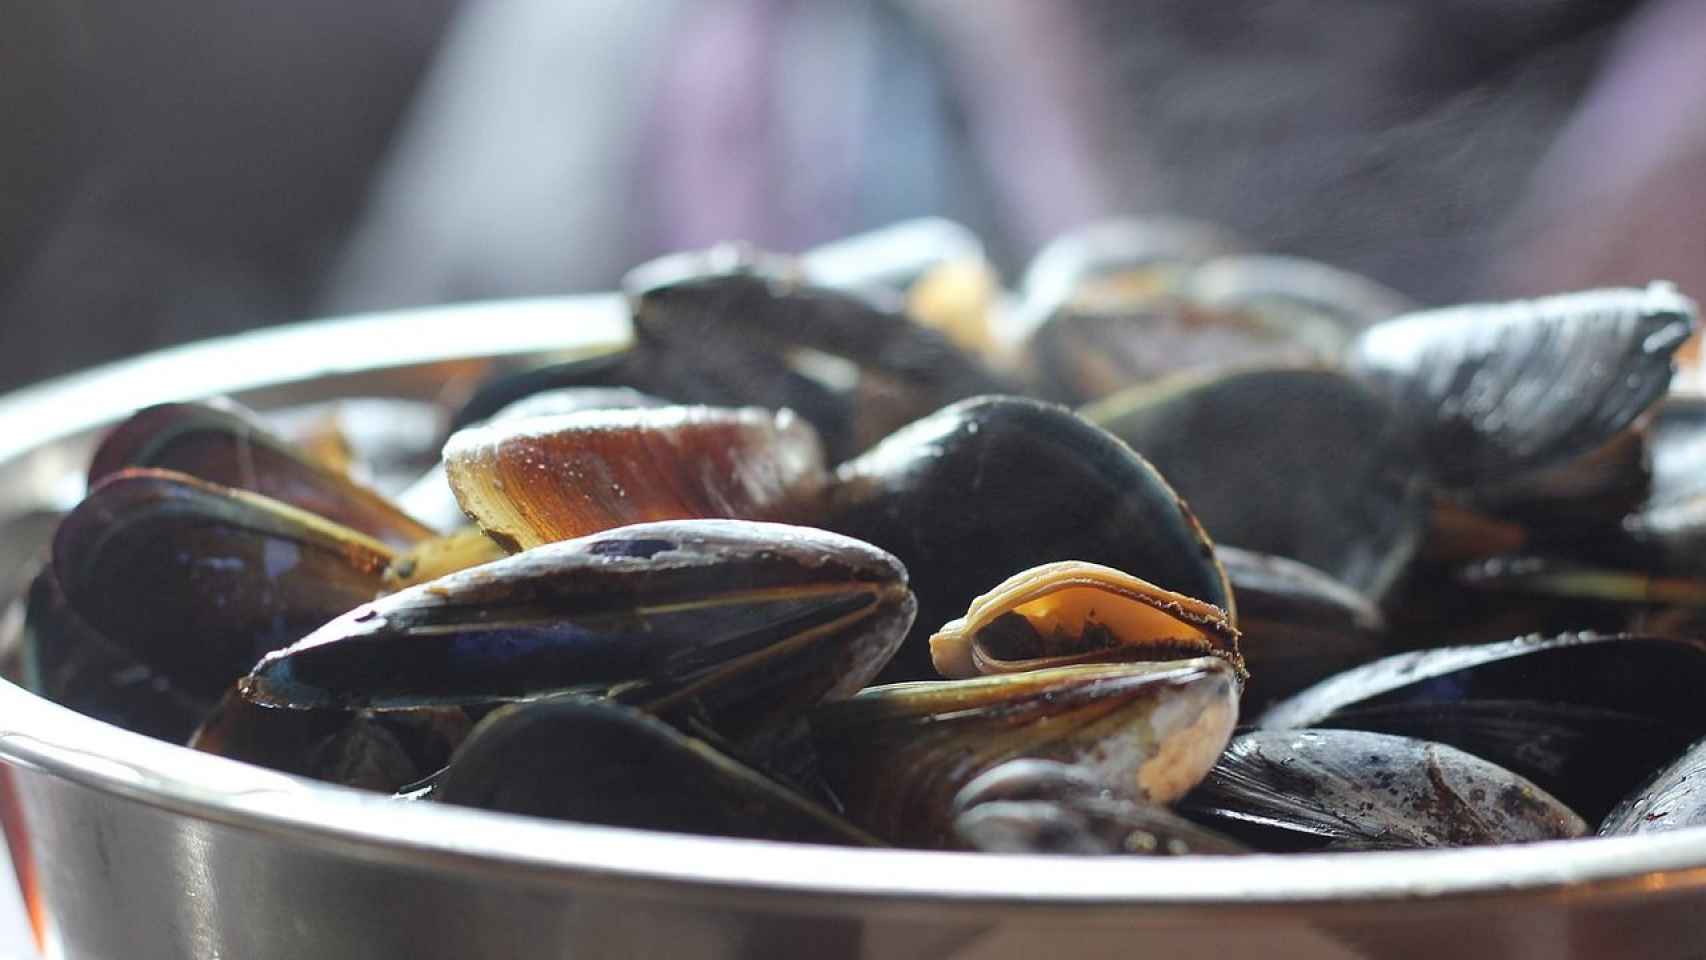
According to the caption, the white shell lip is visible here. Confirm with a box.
[929,560,1239,679]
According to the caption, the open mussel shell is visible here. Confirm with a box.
[1086,368,1427,600]
[1179,730,1587,852]
[1259,632,1706,821]
[951,759,1246,856]
[242,520,915,743]
[1346,282,1697,489]
[443,406,829,553]
[89,402,435,548]
[1600,735,1706,836]
[1218,546,1386,710]
[433,696,878,846]
[829,395,1234,681]
[929,560,1243,680]
[798,217,987,298]
[52,468,395,703]
[189,686,471,793]
[809,658,1239,849]
[20,566,206,742]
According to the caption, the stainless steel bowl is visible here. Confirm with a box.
[4,298,1706,960]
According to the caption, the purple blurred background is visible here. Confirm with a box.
[4,0,1705,390]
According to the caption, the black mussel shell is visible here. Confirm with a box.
[810,659,1239,849]
[951,759,1245,855]
[20,566,206,742]
[189,686,472,792]
[1600,735,1706,836]
[1179,730,1586,851]
[52,469,395,703]
[1347,283,1697,489]
[629,247,1018,457]
[1218,546,1386,710]
[828,395,1234,681]
[242,520,915,743]
[89,402,435,548]
[1260,632,1706,821]
[1086,368,1427,600]
[432,696,877,845]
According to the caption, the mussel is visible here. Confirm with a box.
[1600,735,1706,836]
[433,696,877,845]
[1086,368,1427,599]
[1260,632,1706,821]
[242,520,915,744]
[829,395,1234,681]
[48,468,395,704]
[1179,729,1586,851]
[1347,283,1697,488]
[809,658,1238,848]
[443,406,828,552]
[89,402,435,548]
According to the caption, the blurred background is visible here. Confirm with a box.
[4,0,1705,390]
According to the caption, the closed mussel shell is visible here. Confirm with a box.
[1179,729,1586,851]
[433,696,878,846]
[90,402,435,548]
[809,658,1239,849]
[1085,367,1427,600]
[1347,282,1697,489]
[52,468,395,703]
[242,520,915,743]
[444,406,829,553]
[829,395,1233,682]
[1260,632,1706,821]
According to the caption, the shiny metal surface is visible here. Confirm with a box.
[3,298,1706,959]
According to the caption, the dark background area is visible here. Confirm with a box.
[4,0,1701,391]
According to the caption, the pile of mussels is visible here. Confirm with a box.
[18,217,1706,856]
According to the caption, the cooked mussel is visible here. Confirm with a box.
[20,566,205,742]
[1259,632,1706,820]
[829,395,1234,681]
[951,759,1246,855]
[1599,735,1706,836]
[433,695,877,845]
[443,406,828,552]
[629,246,1017,456]
[929,560,1243,680]
[50,468,395,703]
[89,402,435,548]
[1086,368,1427,599]
[1347,283,1697,489]
[242,520,914,743]
[1179,729,1587,851]
[809,658,1238,848]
